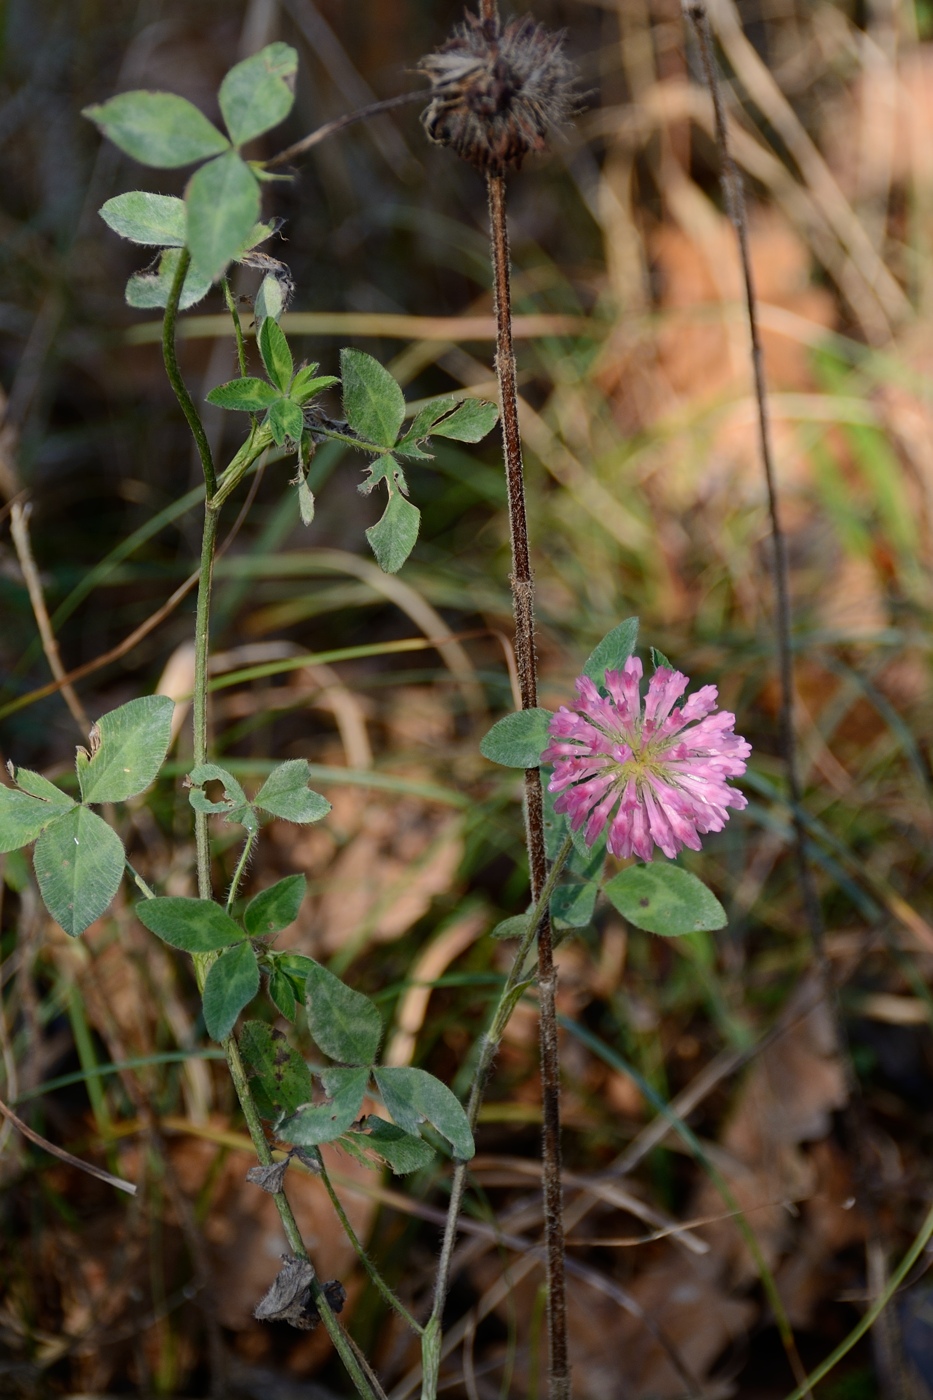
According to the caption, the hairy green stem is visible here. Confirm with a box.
[212,982,382,1398]
[190,513,380,1400]
[213,425,273,509]
[163,262,382,1400]
[221,276,249,381]
[125,859,155,900]
[317,1156,422,1334]
[192,504,219,899]
[162,249,217,500]
[421,834,573,1397]
[226,832,255,914]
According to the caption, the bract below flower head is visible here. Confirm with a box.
[541,657,751,862]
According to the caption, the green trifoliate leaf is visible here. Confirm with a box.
[542,780,569,860]
[273,952,316,1019]
[490,912,531,941]
[551,879,598,929]
[3,849,29,893]
[186,762,257,833]
[218,43,298,147]
[239,1020,313,1119]
[277,952,316,991]
[254,760,330,824]
[268,963,298,1020]
[396,397,499,456]
[340,348,405,450]
[76,695,174,804]
[239,219,277,255]
[559,828,607,885]
[34,806,125,937]
[570,816,607,866]
[582,617,640,688]
[277,1065,369,1147]
[186,150,259,283]
[99,191,186,246]
[305,960,382,1066]
[136,896,246,952]
[125,247,212,310]
[479,708,554,768]
[268,397,304,446]
[365,487,420,574]
[244,873,306,937]
[541,769,610,868]
[361,454,407,494]
[373,1066,475,1161]
[0,794,66,854]
[0,771,74,853]
[258,315,293,393]
[83,91,229,167]
[265,952,316,1019]
[185,764,249,811]
[393,440,432,462]
[207,378,280,411]
[290,366,338,406]
[541,778,601,864]
[537,772,610,868]
[203,940,260,1040]
[428,398,499,442]
[348,1117,436,1174]
[398,396,459,451]
[7,766,75,805]
[603,864,727,936]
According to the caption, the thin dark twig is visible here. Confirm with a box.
[486,168,569,1400]
[9,501,91,734]
[682,6,821,1395]
[683,2,823,954]
[0,570,201,718]
[266,91,429,169]
[0,1092,136,1195]
[0,466,263,722]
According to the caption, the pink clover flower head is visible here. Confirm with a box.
[541,656,751,862]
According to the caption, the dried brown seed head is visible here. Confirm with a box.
[419,13,577,175]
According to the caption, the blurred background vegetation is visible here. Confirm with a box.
[2,0,933,1395]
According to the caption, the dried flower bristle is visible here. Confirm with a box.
[419,13,577,175]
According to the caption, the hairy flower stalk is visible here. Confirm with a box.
[543,658,751,859]
[419,12,579,1399]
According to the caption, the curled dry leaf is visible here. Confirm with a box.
[164,1131,375,1333]
[253,1255,317,1328]
[246,1159,290,1195]
[253,1257,347,1331]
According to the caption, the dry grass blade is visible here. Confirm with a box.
[0,1093,137,1196]
[9,501,91,733]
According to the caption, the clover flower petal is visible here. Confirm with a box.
[541,657,750,861]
